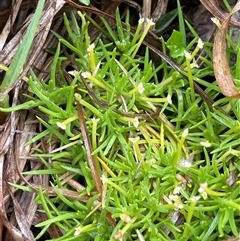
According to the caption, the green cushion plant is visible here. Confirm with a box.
[2,4,239,241]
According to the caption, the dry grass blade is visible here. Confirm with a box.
[0,1,66,240]
[222,237,240,241]
[0,0,23,51]
[8,189,35,240]
[76,100,116,227]
[151,0,169,22]
[0,89,34,240]
[142,0,152,20]
[200,0,240,29]
[0,0,65,77]
[0,156,26,241]
[212,1,240,98]
[76,101,103,194]
[31,184,97,202]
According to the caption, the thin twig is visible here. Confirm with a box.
[76,100,116,227]
[76,101,102,193]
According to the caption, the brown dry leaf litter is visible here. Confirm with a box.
[200,0,240,97]
[213,1,240,97]
[0,1,66,240]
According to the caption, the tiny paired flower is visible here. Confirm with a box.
[56,116,78,131]
[211,17,221,28]
[200,140,212,147]
[74,226,82,236]
[100,174,107,185]
[167,94,172,104]
[129,82,145,96]
[81,71,91,78]
[182,128,189,137]
[129,136,140,143]
[74,224,96,236]
[190,58,199,69]
[114,231,123,241]
[184,51,199,68]
[87,43,95,52]
[120,213,132,223]
[92,117,100,124]
[197,38,204,49]
[184,39,203,68]
[131,18,155,58]
[145,18,155,27]
[68,69,78,77]
[138,18,144,25]
[198,182,227,199]
[57,121,66,130]
[133,117,139,128]
[169,194,184,210]
[198,182,208,200]
[137,82,144,94]
[173,186,182,195]
[178,156,193,168]
[190,195,200,202]
[184,50,192,60]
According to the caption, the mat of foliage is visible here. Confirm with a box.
[0,1,239,241]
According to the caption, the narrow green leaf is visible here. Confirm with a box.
[155,9,178,34]
[78,0,90,5]
[0,0,45,105]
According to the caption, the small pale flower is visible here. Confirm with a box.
[211,17,221,27]
[57,122,66,130]
[176,174,186,184]
[178,156,193,168]
[129,136,140,143]
[87,43,95,52]
[146,18,155,27]
[74,226,82,236]
[176,203,184,210]
[182,128,189,137]
[200,140,212,147]
[169,194,178,202]
[92,117,100,123]
[120,213,132,223]
[137,82,144,94]
[198,182,208,200]
[173,186,182,195]
[176,174,193,189]
[81,71,91,78]
[230,149,240,156]
[138,18,144,25]
[163,195,173,204]
[114,231,123,241]
[190,59,199,68]
[199,182,207,192]
[148,158,156,165]
[190,196,200,202]
[197,38,204,49]
[167,94,172,104]
[68,70,78,77]
[101,174,107,185]
[184,50,192,60]
[133,117,139,128]
[169,194,183,210]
